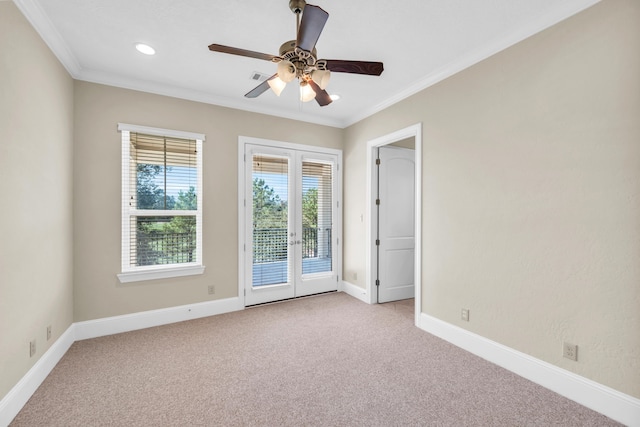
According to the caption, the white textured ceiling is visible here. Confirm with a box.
[15,0,599,128]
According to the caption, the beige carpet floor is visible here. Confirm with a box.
[11,292,620,426]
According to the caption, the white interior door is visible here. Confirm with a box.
[377,146,415,303]
[244,143,339,306]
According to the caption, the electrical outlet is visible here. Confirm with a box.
[208,285,215,295]
[29,340,36,357]
[47,325,52,341]
[461,308,470,322]
[563,342,578,361]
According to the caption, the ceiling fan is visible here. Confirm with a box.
[208,0,384,107]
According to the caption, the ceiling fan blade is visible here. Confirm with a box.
[208,44,277,62]
[297,4,329,52]
[307,79,332,107]
[325,60,384,76]
[245,74,278,98]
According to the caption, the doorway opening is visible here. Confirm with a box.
[366,124,422,324]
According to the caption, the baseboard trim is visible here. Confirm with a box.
[340,281,369,304]
[418,313,640,426]
[0,326,75,427]
[74,297,243,341]
[1,297,244,426]
[3,301,637,427]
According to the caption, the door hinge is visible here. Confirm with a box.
[376,199,380,205]
[375,279,380,287]
[375,239,380,246]
[376,158,381,165]
[244,289,246,296]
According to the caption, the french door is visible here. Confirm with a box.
[242,140,341,306]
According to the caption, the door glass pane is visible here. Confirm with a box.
[301,161,332,275]
[252,155,289,287]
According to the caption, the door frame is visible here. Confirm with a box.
[366,124,422,325]
[238,136,343,307]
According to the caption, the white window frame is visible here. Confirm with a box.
[117,123,205,283]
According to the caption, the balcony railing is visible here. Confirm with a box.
[251,227,333,287]
[252,227,332,263]
[135,231,195,266]
[133,227,330,272]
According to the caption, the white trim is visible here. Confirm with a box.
[16,0,600,129]
[2,296,637,426]
[119,126,204,281]
[121,129,131,273]
[12,0,82,77]
[74,297,242,341]
[239,136,342,157]
[237,141,246,307]
[0,298,243,425]
[342,0,602,127]
[117,264,205,283]
[365,124,422,326]
[83,70,344,128]
[340,281,369,304]
[418,313,640,427]
[0,326,75,427]
[117,123,206,141]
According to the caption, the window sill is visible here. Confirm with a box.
[118,265,205,283]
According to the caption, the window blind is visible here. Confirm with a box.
[252,154,290,287]
[123,131,201,270]
[301,160,332,274]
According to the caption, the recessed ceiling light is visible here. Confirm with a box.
[135,43,156,55]
[330,94,341,101]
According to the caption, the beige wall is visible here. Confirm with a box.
[73,82,342,321]
[344,0,640,397]
[0,2,75,400]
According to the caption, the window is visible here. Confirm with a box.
[117,123,204,283]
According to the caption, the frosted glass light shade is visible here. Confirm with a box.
[300,81,316,102]
[268,77,287,96]
[311,70,331,90]
[277,60,297,83]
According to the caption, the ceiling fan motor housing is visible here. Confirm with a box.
[289,0,306,14]
[278,40,326,80]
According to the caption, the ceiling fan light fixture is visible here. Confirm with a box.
[300,81,316,102]
[277,60,297,83]
[311,69,330,90]
[268,76,287,96]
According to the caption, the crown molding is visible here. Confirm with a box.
[14,0,600,129]
[78,68,344,129]
[342,0,602,127]
[12,0,82,77]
